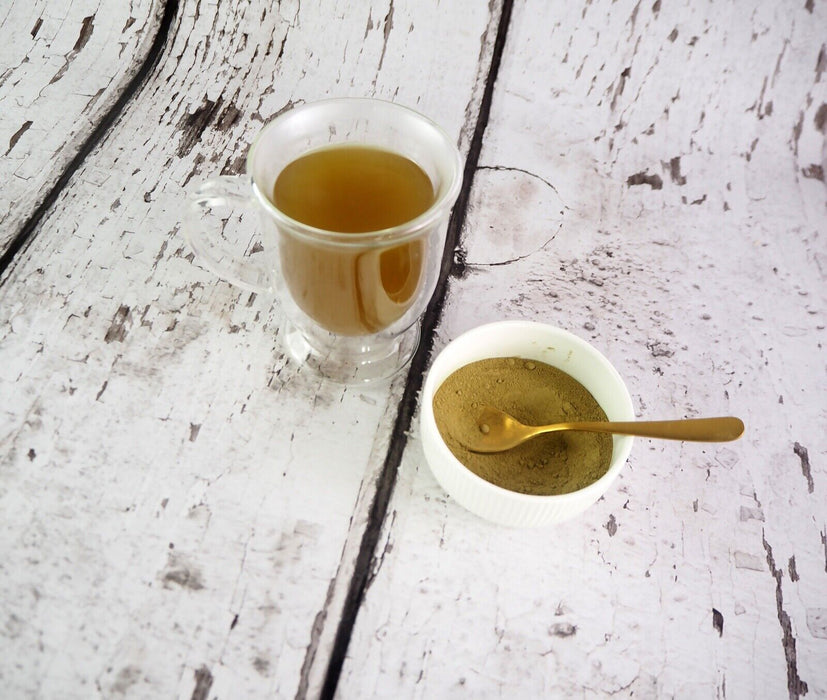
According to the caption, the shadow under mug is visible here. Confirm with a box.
[184,98,463,383]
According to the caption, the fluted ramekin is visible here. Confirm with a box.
[420,321,635,527]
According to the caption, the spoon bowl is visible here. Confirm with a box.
[466,405,745,454]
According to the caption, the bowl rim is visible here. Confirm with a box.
[421,320,635,504]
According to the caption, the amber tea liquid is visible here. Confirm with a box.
[272,145,436,335]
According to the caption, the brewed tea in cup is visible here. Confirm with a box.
[274,144,434,335]
[185,98,462,383]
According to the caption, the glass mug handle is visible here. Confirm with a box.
[184,175,273,294]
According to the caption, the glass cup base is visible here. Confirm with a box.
[283,321,420,384]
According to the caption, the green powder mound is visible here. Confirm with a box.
[432,357,612,496]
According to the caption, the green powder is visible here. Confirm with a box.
[432,357,612,496]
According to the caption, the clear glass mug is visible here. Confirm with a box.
[184,98,462,383]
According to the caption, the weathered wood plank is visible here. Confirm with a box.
[338,0,827,696]
[0,0,164,258]
[0,0,501,697]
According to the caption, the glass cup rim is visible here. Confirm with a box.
[245,97,463,246]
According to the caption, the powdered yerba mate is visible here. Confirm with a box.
[432,357,612,496]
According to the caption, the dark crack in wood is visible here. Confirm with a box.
[0,0,181,284]
[666,156,686,185]
[50,15,96,85]
[793,442,814,493]
[295,575,337,700]
[822,529,827,573]
[104,304,132,343]
[190,665,213,700]
[815,103,827,133]
[6,121,33,156]
[376,0,395,74]
[713,608,723,637]
[763,532,809,699]
[627,171,663,189]
[788,556,799,582]
[610,66,631,111]
[177,94,225,157]
[318,2,514,698]
[791,111,804,156]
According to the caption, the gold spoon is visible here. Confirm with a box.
[465,405,745,454]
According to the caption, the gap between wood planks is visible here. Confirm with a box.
[0,0,181,283]
[319,1,515,697]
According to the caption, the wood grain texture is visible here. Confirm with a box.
[0,0,500,697]
[338,0,827,697]
[0,0,164,257]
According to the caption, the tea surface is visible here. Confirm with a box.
[274,145,434,335]
[272,145,434,233]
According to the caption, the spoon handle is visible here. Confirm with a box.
[536,417,744,442]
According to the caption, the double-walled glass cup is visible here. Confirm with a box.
[185,99,462,383]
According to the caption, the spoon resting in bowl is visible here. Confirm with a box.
[464,405,745,454]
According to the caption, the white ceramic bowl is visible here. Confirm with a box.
[420,321,635,527]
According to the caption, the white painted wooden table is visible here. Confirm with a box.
[1,1,825,698]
